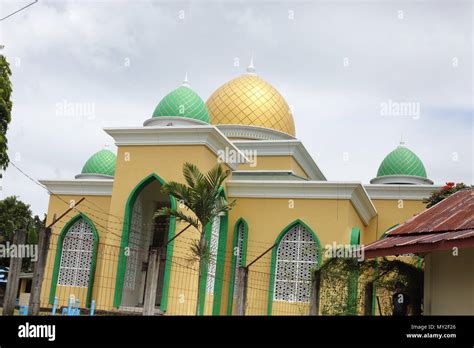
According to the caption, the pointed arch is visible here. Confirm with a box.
[49,213,99,307]
[267,219,321,315]
[113,173,177,310]
[227,218,249,315]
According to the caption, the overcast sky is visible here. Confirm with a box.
[0,0,472,215]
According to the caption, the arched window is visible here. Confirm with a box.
[273,223,319,303]
[58,217,96,288]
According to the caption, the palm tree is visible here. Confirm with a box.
[155,162,234,315]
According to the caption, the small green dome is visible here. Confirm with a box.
[377,145,427,178]
[152,85,210,123]
[81,149,116,176]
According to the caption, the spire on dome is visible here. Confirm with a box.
[182,72,190,87]
[246,56,256,75]
[399,133,405,147]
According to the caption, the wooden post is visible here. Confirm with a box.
[143,247,161,316]
[28,227,52,315]
[309,269,321,315]
[364,282,374,316]
[235,266,248,316]
[3,229,27,316]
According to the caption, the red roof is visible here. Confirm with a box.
[364,189,474,258]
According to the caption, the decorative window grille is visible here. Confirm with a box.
[124,199,143,290]
[233,222,245,298]
[273,224,318,303]
[58,218,95,287]
[206,216,220,294]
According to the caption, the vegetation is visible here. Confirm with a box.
[314,256,423,315]
[155,163,234,315]
[0,55,13,171]
[423,182,471,208]
[0,196,45,270]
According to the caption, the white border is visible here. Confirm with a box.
[370,175,434,185]
[216,124,295,140]
[232,140,326,181]
[364,184,442,200]
[39,179,114,196]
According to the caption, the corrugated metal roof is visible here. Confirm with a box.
[364,189,474,258]
[388,189,473,235]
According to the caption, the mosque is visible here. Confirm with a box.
[39,61,440,315]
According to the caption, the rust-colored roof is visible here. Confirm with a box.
[364,189,474,258]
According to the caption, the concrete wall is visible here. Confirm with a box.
[424,248,474,315]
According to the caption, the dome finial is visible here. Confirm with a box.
[182,72,190,87]
[399,133,405,147]
[246,56,256,75]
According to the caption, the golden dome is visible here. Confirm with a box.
[206,69,296,136]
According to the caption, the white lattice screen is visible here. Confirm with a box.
[124,199,143,290]
[206,216,221,294]
[58,218,95,288]
[273,224,318,302]
[233,221,245,298]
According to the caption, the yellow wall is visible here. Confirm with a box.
[97,144,230,312]
[40,194,112,309]
[371,199,426,238]
[40,141,432,315]
[424,248,474,315]
[222,197,366,315]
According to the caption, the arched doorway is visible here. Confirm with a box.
[116,174,175,310]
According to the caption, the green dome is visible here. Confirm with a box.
[81,149,116,176]
[152,85,210,123]
[377,145,427,178]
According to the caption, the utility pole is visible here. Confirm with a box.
[234,267,248,315]
[27,226,52,315]
[143,247,162,315]
[3,229,27,315]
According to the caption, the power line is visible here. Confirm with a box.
[0,0,38,22]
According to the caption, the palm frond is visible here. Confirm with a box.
[154,207,200,230]
[183,162,206,189]
[161,182,192,207]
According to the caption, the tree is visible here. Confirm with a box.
[0,55,13,171]
[423,182,470,208]
[0,196,45,270]
[155,163,234,315]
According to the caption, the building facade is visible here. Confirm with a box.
[39,63,440,315]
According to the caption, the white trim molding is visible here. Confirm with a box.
[232,140,326,181]
[216,124,295,141]
[370,175,434,185]
[143,116,208,127]
[75,173,114,180]
[364,184,442,200]
[226,180,377,226]
[39,179,114,196]
[232,170,307,181]
[103,125,249,170]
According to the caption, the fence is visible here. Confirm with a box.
[3,228,394,316]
